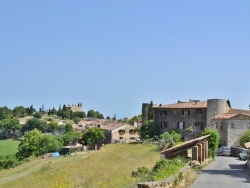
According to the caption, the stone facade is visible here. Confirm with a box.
[66,103,83,112]
[102,123,140,144]
[142,98,250,146]
[154,107,207,141]
[212,115,250,146]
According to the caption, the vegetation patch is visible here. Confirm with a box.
[0,139,20,155]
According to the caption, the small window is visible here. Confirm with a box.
[231,123,234,128]
[160,122,163,128]
[182,110,190,115]
[119,137,123,140]
[221,123,224,130]
[164,122,168,128]
[160,110,167,116]
[195,122,204,130]
[196,109,202,114]
[178,122,185,129]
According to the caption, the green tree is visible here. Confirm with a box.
[60,131,82,146]
[139,120,160,140]
[82,127,105,146]
[65,123,73,132]
[36,134,62,156]
[240,129,250,147]
[16,129,43,159]
[74,111,86,118]
[29,105,35,115]
[73,117,82,124]
[22,118,48,133]
[0,106,13,120]
[50,107,57,115]
[201,128,220,158]
[13,106,27,118]
[160,130,182,148]
[48,121,59,132]
[87,110,96,118]
[148,101,153,120]
[57,107,62,117]
[33,112,43,119]
[2,117,21,134]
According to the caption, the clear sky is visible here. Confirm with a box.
[1,1,250,119]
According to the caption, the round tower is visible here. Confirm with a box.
[142,103,150,125]
[206,99,229,125]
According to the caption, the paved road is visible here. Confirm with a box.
[191,156,250,188]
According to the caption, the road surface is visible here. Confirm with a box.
[191,156,250,188]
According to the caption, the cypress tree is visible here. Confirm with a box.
[148,101,153,120]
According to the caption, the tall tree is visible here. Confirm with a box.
[139,120,160,140]
[148,101,153,120]
[82,127,105,146]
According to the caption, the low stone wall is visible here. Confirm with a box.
[230,146,244,157]
[137,166,191,188]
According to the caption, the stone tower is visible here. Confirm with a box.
[206,99,230,126]
[142,103,150,125]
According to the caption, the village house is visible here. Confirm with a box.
[102,123,140,144]
[142,98,250,146]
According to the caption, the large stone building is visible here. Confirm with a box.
[66,103,83,112]
[142,99,250,146]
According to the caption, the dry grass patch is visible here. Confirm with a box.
[0,144,159,188]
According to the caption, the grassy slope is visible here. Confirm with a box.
[0,144,159,188]
[0,139,20,155]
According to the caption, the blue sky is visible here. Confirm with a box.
[1,1,250,119]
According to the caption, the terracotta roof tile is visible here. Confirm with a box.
[228,108,250,114]
[154,100,207,109]
[212,113,250,120]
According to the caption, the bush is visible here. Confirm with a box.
[33,112,43,119]
[201,128,220,158]
[240,129,250,147]
[0,155,21,169]
[151,157,186,181]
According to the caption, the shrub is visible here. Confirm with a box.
[33,112,43,119]
[201,128,220,158]
[0,155,21,169]
[151,157,186,181]
[240,129,250,147]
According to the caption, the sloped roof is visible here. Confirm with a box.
[212,113,250,120]
[228,108,250,114]
[160,134,210,154]
[154,100,207,109]
[102,123,129,131]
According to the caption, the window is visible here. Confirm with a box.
[130,137,135,140]
[119,137,123,140]
[231,123,234,128]
[182,110,190,115]
[215,123,218,129]
[195,122,204,130]
[221,123,224,130]
[196,109,202,114]
[177,122,185,129]
[164,122,168,128]
[160,110,167,116]
[160,122,163,128]
[119,129,125,135]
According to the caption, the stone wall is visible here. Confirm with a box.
[137,166,191,188]
[154,108,207,140]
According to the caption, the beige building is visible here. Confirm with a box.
[66,103,83,112]
[102,123,140,144]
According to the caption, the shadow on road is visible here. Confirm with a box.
[199,163,250,184]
